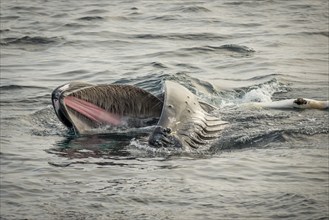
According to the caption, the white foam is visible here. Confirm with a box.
[217,81,285,108]
[242,81,282,103]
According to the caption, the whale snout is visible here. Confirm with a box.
[51,83,73,129]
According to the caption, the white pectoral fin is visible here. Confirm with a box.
[246,98,329,110]
[301,99,329,109]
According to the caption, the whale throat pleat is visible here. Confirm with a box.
[67,84,163,119]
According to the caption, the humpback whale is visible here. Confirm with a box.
[52,81,328,150]
[51,81,228,150]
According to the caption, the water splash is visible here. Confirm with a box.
[216,79,287,108]
[240,81,282,103]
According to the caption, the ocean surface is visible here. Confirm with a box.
[1,0,328,219]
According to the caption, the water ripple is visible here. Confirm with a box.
[0,36,62,46]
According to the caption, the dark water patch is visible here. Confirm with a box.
[216,44,255,53]
[70,30,126,39]
[0,84,46,91]
[180,44,255,54]
[239,22,263,27]
[0,29,10,33]
[46,133,138,159]
[51,13,69,18]
[83,2,111,7]
[48,160,134,167]
[223,1,244,6]
[151,62,167,69]
[109,15,131,21]
[179,6,211,13]
[245,74,282,82]
[174,63,202,71]
[213,122,328,153]
[63,23,87,28]
[148,15,183,21]
[213,128,287,152]
[77,16,104,21]
[128,11,142,16]
[285,31,329,38]
[286,3,313,10]
[0,36,61,46]
[9,6,43,11]
[83,9,109,14]
[182,46,219,53]
[301,31,329,37]
[0,15,20,20]
[46,143,139,161]
[134,33,227,41]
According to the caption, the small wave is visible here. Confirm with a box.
[84,9,109,14]
[129,139,186,157]
[302,31,329,37]
[114,73,167,94]
[172,5,211,13]
[0,15,20,20]
[0,84,46,91]
[181,44,255,54]
[151,62,167,69]
[165,72,217,95]
[215,44,255,53]
[213,108,329,153]
[134,33,227,41]
[130,44,254,60]
[245,74,282,82]
[223,1,244,5]
[0,29,10,33]
[9,6,42,11]
[63,23,87,28]
[50,69,94,81]
[149,15,182,21]
[179,6,211,13]
[285,31,329,38]
[213,129,287,152]
[77,16,104,21]
[0,36,61,46]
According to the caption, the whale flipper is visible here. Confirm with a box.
[149,81,228,150]
[246,98,329,110]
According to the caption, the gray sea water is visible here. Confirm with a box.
[1,0,328,219]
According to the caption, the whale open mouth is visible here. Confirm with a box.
[51,81,228,149]
[64,96,122,126]
[51,82,163,134]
